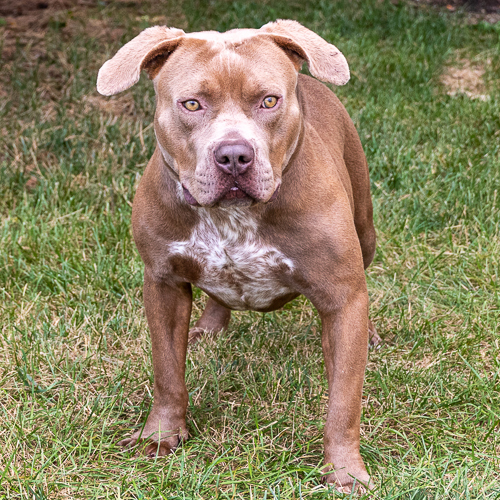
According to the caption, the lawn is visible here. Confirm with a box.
[0,0,499,498]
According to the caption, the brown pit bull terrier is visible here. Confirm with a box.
[97,19,378,492]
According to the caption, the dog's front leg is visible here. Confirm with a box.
[119,271,191,456]
[316,285,372,492]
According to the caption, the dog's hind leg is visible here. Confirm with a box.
[341,115,376,271]
[188,297,232,345]
[342,119,380,347]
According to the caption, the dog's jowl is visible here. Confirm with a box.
[97,19,377,492]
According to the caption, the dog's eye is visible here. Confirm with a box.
[183,100,201,111]
[262,96,278,109]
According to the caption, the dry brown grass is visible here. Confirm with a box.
[1,0,499,497]
[440,56,491,100]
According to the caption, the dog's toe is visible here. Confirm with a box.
[143,440,175,457]
[322,472,371,494]
[117,437,136,448]
[118,435,180,457]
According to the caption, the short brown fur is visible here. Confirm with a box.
[97,20,378,493]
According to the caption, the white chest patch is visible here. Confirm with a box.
[168,208,295,310]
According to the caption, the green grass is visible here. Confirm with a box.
[1,0,499,498]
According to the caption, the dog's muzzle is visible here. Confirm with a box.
[182,138,278,207]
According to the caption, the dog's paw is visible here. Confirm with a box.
[368,318,382,348]
[188,326,208,345]
[118,426,188,457]
[119,436,180,457]
[118,436,183,457]
[189,299,231,345]
[322,468,373,494]
[321,457,373,494]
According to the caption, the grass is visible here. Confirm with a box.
[0,0,499,498]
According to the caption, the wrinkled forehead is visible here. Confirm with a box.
[157,33,298,98]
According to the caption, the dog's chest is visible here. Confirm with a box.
[168,209,294,310]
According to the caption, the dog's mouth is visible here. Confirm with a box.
[221,186,248,201]
[182,184,253,207]
[182,186,201,206]
[182,182,280,208]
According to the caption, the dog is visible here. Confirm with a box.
[97,19,378,492]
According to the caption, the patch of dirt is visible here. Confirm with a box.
[440,58,491,100]
[465,11,500,22]
[0,0,97,60]
[0,0,101,17]
[0,0,89,26]
[83,94,137,116]
[415,0,500,14]
[62,17,124,41]
[0,1,177,61]
[408,0,500,24]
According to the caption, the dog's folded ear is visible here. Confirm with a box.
[260,20,349,86]
[97,26,185,96]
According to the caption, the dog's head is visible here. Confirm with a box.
[97,20,349,207]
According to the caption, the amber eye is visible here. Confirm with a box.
[262,96,278,108]
[183,100,201,111]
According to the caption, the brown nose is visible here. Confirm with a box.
[214,140,254,176]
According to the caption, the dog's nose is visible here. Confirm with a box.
[214,140,254,176]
